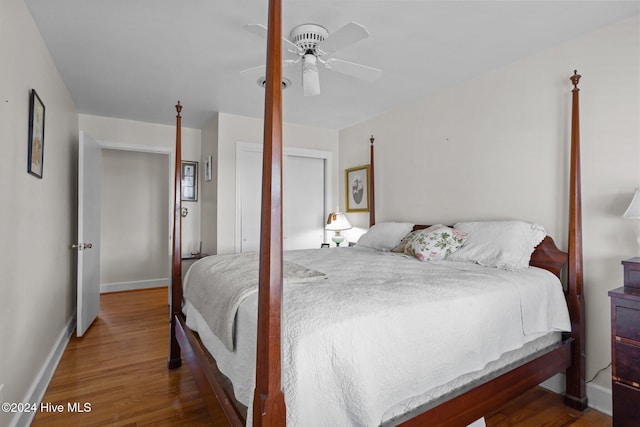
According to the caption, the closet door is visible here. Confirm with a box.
[237,148,263,253]
[237,145,327,252]
[283,155,325,250]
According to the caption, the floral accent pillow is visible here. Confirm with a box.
[391,225,443,253]
[391,230,419,253]
[404,226,468,261]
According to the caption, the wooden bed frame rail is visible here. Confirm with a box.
[396,340,573,426]
[167,0,587,422]
[175,315,246,426]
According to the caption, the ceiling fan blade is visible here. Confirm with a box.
[244,24,301,58]
[240,64,266,76]
[240,59,299,78]
[244,23,268,38]
[325,58,382,82]
[316,22,369,55]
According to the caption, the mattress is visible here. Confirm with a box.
[183,246,570,426]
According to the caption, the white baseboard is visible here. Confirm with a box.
[539,373,612,416]
[100,278,168,293]
[10,314,76,427]
[586,382,612,416]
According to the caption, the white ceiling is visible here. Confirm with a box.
[25,0,639,130]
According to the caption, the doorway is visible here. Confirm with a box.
[92,139,173,293]
[77,134,173,336]
[100,148,170,292]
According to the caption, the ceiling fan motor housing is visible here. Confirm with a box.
[290,24,329,54]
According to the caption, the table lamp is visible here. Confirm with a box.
[326,212,352,246]
[624,188,640,247]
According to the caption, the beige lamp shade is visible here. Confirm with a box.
[325,212,352,231]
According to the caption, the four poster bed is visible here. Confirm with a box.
[168,2,587,425]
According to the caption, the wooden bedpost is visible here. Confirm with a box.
[369,135,376,227]
[252,0,286,424]
[564,70,587,410]
[168,101,183,369]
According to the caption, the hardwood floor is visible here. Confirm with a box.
[33,287,611,427]
[32,287,217,427]
[485,386,611,427]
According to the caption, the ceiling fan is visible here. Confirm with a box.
[242,22,382,96]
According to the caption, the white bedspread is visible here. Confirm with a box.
[184,246,570,427]
[184,252,326,351]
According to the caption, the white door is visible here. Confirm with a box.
[238,149,263,253]
[237,145,327,252]
[76,131,102,337]
[283,155,325,250]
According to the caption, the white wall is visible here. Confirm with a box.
[79,114,203,257]
[101,149,169,286]
[209,112,339,254]
[0,0,79,425]
[339,15,640,409]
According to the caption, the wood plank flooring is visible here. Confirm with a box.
[33,287,611,427]
[32,287,216,426]
[486,386,611,427]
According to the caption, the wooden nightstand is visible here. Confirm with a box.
[609,258,640,426]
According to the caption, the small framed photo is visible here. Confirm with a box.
[345,165,370,212]
[181,161,198,202]
[28,89,45,178]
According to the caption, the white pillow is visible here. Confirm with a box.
[357,222,415,251]
[404,226,467,261]
[448,220,546,270]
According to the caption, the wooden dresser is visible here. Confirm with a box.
[609,257,640,426]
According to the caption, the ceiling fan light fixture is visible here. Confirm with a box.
[302,54,320,96]
[257,76,291,90]
[244,21,380,97]
[290,24,329,54]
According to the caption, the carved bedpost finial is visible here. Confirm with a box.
[570,70,581,92]
[176,101,182,116]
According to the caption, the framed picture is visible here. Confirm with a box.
[181,161,198,202]
[28,89,45,178]
[345,165,370,212]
